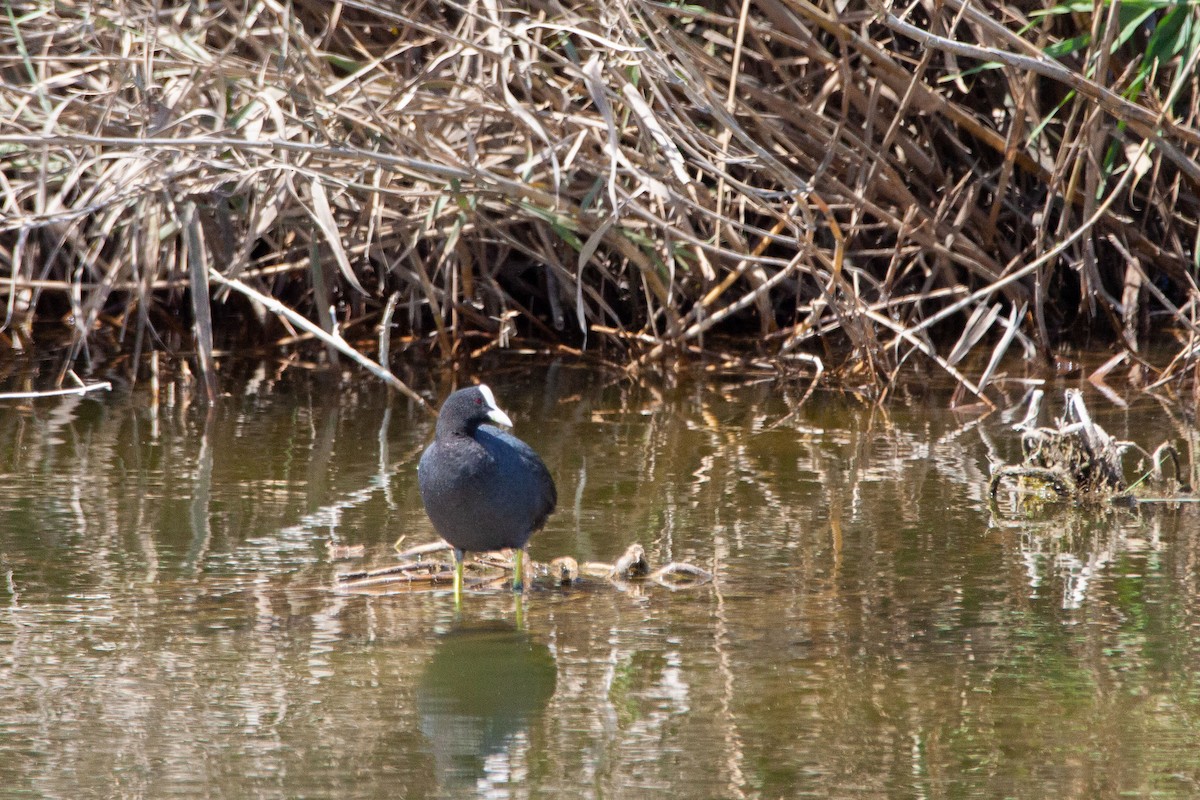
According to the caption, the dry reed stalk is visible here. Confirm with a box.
[0,0,1197,404]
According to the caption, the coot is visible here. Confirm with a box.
[418,384,557,597]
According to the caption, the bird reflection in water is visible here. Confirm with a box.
[417,619,557,792]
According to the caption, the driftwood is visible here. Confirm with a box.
[989,389,1190,506]
[335,541,711,594]
[988,465,1077,501]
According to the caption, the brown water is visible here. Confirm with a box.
[1,364,1198,799]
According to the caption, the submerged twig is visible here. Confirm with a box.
[648,562,714,590]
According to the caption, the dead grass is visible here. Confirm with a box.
[1,0,1199,405]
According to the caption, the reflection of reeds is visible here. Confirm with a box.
[2,0,1199,400]
[2,372,1200,794]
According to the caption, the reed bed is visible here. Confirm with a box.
[1,0,1198,405]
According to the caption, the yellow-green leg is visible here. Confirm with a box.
[453,548,465,605]
[513,547,525,592]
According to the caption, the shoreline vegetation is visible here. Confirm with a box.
[1,0,1198,408]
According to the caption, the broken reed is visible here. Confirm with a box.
[1,0,1199,402]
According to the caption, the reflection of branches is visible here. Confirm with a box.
[184,409,215,571]
[1055,549,1113,611]
[1012,515,1158,610]
[277,465,407,543]
[0,380,112,400]
[712,574,747,799]
[278,406,423,546]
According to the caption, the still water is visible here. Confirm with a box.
[1,363,1198,799]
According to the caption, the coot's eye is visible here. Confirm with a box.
[474,397,482,405]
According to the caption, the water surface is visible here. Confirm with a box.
[1,364,1198,798]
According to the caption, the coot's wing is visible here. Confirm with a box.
[479,425,557,526]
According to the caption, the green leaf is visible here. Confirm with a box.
[937,61,1004,84]
[521,202,584,251]
[1028,90,1076,146]
[1114,5,1162,51]
[1145,5,1190,63]
[1045,34,1092,59]
[1030,3,1097,18]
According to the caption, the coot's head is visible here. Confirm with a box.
[435,384,514,438]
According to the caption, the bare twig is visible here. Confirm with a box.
[207,269,432,411]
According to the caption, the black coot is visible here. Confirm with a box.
[418,384,556,596]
